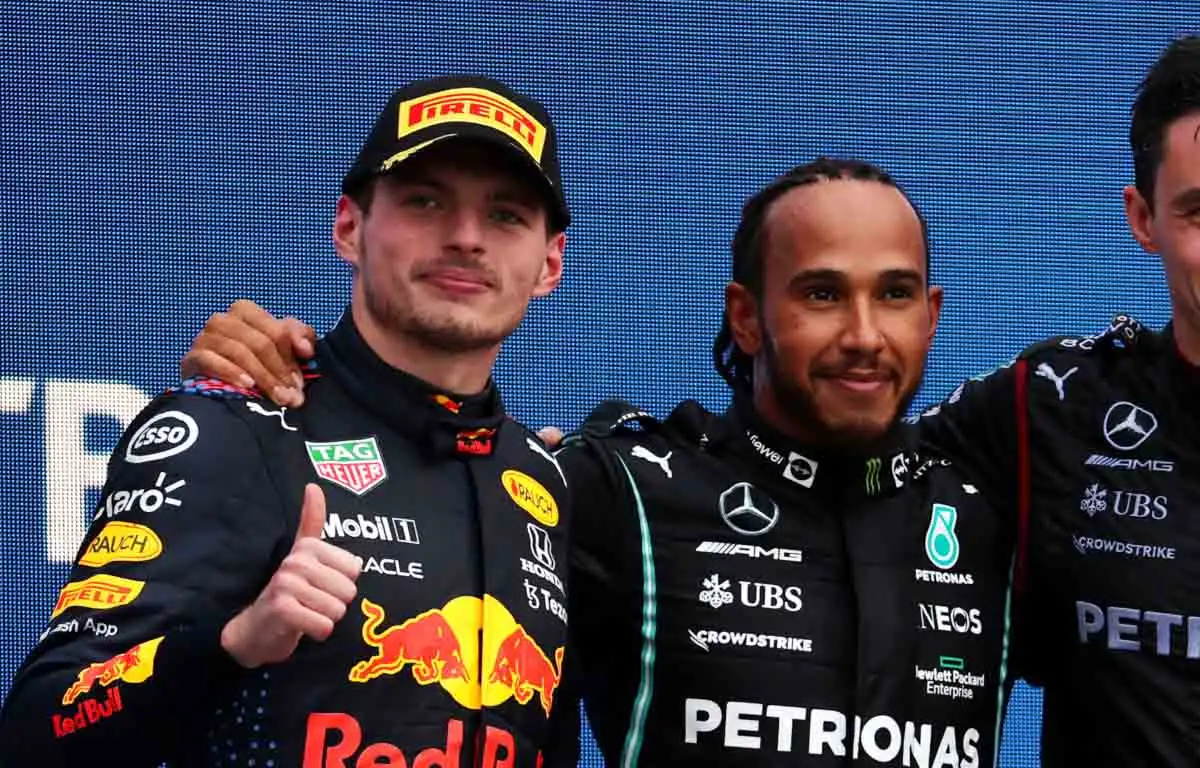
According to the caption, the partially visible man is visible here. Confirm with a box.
[190,158,1017,766]
[914,35,1200,767]
[0,75,574,767]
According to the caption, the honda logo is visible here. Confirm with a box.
[527,523,555,570]
[1103,402,1158,451]
[718,482,780,536]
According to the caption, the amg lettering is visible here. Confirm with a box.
[1084,455,1174,472]
[683,698,980,766]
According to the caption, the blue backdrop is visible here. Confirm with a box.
[1,3,1193,765]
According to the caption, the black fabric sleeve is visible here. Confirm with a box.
[556,431,651,765]
[0,392,290,767]
[915,360,1021,510]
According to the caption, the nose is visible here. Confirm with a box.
[444,205,486,254]
[839,297,886,356]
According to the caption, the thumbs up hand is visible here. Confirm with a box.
[221,484,363,669]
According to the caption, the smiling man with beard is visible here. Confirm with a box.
[186,157,1016,766]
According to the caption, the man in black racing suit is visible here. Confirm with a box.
[0,75,576,768]
[552,163,1013,767]
[561,394,1011,767]
[913,36,1200,767]
[184,158,1018,767]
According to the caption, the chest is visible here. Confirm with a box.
[1026,385,1200,658]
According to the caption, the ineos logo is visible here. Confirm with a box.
[1103,402,1158,451]
[718,482,780,536]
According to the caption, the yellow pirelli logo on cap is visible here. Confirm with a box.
[398,87,547,163]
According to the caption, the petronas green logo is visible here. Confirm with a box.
[925,503,960,569]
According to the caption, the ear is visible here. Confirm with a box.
[1123,184,1158,254]
[926,284,944,343]
[725,281,762,356]
[333,195,365,270]
[531,232,565,297]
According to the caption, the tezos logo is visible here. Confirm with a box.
[125,411,199,464]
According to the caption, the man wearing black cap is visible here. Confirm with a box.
[0,75,574,768]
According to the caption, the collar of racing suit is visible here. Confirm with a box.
[714,394,918,500]
[662,393,912,501]
[314,310,508,457]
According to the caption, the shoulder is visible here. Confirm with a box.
[1018,313,1148,366]
[115,376,280,477]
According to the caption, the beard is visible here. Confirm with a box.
[761,326,919,452]
[359,243,519,354]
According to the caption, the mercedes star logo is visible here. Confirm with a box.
[718,482,780,536]
[1102,401,1158,451]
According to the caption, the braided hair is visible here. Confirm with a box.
[712,157,930,394]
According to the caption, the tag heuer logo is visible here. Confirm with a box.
[306,438,387,496]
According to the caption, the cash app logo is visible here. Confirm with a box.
[925,503,960,570]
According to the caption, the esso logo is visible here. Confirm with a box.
[125,411,199,464]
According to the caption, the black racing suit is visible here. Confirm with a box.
[559,396,1015,766]
[0,312,574,768]
[915,315,1200,767]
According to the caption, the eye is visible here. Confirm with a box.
[403,193,440,209]
[882,286,916,301]
[491,208,528,226]
[804,287,838,302]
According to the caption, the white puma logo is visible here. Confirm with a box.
[631,445,673,478]
[246,401,297,431]
[527,437,567,486]
[1034,362,1078,401]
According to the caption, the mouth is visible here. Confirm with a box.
[820,370,894,394]
[420,267,495,295]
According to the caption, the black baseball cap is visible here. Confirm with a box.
[341,75,570,230]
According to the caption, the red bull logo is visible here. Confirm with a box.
[487,627,565,717]
[350,595,564,718]
[51,686,124,738]
[62,636,163,705]
[456,427,496,456]
[349,599,469,686]
[432,394,462,414]
[303,714,538,768]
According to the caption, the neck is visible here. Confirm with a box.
[1172,305,1200,367]
[751,384,818,444]
[350,302,498,395]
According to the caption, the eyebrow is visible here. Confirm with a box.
[390,174,540,208]
[789,268,924,284]
[1169,186,1200,212]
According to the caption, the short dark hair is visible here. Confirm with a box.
[712,157,930,394]
[1131,35,1200,210]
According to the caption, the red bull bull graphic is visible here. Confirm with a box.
[349,599,469,686]
[350,594,564,718]
[487,626,564,717]
[62,635,164,705]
